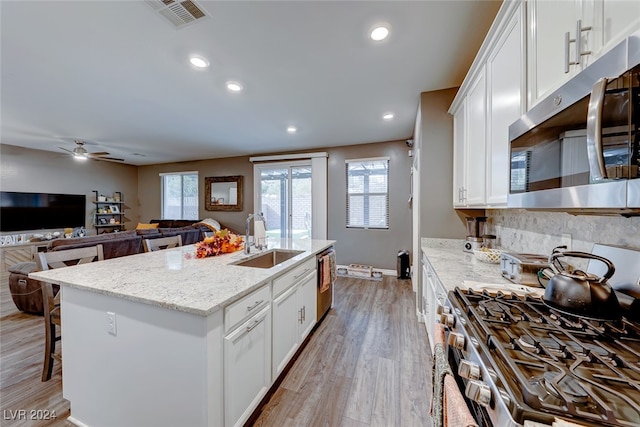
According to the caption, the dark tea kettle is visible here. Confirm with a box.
[544,246,620,319]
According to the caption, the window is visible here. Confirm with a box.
[160,172,198,220]
[346,158,389,229]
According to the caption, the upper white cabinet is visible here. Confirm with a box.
[452,103,467,207]
[452,71,487,207]
[450,1,524,208]
[464,70,488,206]
[527,0,640,108]
[486,6,524,205]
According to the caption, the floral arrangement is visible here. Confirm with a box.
[192,229,244,258]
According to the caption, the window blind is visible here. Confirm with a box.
[345,158,389,229]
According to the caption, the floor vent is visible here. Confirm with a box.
[145,0,209,29]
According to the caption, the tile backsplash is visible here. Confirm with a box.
[487,209,640,254]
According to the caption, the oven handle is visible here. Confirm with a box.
[586,77,609,181]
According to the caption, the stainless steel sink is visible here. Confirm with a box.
[232,249,304,268]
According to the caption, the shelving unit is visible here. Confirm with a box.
[93,190,125,234]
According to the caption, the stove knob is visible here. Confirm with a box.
[436,305,450,315]
[470,337,480,348]
[498,388,511,408]
[465,380,491,407]
[440,313,455,328]
[486,368,498,383]
[458,360,480,380]
[447,332,465,350]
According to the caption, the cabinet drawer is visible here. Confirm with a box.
[273,258,316,297]
[225,285,270,333]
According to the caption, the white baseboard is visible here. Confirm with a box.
[66,416,90,427]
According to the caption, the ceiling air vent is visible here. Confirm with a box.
[145,0,209,29]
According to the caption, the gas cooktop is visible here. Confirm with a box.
[446,288,640,427]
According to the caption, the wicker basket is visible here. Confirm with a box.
[473,249,502,264]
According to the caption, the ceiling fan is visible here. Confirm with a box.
[59,140,124,162]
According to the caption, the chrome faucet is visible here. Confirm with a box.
[245,212,266,254]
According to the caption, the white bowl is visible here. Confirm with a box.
[473,248,502,264]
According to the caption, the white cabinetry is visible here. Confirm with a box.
[452,103,467,207]
[486,5,524,205]
[465,70,488,206]
[224,304,271,427]
[452,70,487,207]
[421,253,448,353]
[450,1,524,208]
[272,269,317,378]
[527,0,640,108]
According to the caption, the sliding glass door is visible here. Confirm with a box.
[255,162,312,239]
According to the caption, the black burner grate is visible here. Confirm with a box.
[452,288,640,426]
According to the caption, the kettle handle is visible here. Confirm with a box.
[549,249,615,283]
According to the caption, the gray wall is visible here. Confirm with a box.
[0,144,139,235]
[137,141,413,270]
[2,140,412,269]
[326,140,413,270]
[418,89,467,239]
[137,156,254,234]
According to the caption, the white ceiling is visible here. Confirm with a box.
[0,0,501,165]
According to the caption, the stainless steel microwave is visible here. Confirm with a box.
[508,29,640,212]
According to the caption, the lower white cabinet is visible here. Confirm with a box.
[422,253,448,353]
[224,305,272,427]
[272,270,317,378]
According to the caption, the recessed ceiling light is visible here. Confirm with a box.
[382,112,394,120]
[287,126,297,134]
[226,81,243,92]
[189,56,209,68]
[370,26,389,41]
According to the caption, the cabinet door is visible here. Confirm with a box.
[486,4,524,206]
[298,270,317,341]
[600,0,640,53]
[224,306,271,427]
[421,264,430,326]
[527,0,581,107]
[465,68,487,206]
[452,103,467,207]
[272,285,299,378]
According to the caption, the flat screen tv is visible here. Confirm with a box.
[0,191,86,232]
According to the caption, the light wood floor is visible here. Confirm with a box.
[0,275,432,427]
[0,278,72,427]
[252,276,433,427]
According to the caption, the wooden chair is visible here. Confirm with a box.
[143,235,182,252]
[37,245,104,381]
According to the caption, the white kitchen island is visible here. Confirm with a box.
[30,238,335,427]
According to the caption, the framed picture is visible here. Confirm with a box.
[205,175,243,211]
[99,217,108,225]
[109,205,120,214]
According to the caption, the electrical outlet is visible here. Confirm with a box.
[107,312,117,336]
[560,233,572,251]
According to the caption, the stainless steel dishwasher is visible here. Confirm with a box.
[316,246,335,321]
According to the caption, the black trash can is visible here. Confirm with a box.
[397,250,410,279]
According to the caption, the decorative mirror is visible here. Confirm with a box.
[205,176,243,211]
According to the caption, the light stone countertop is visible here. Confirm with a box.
[30,239,335,316]
[421,238,511,292]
